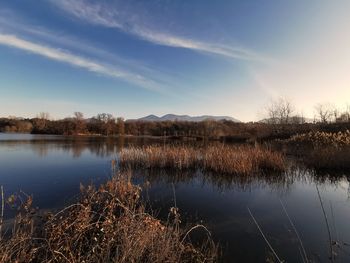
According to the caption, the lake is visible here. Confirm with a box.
[1,133,350,262]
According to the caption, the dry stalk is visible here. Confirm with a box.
[247,207,283,263]
[316,184,334,262]
[280,199,308,262]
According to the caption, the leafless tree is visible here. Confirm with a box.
[38,112,50,120]
[266,97,294,124]
[117,117,125,135]
[97,113,115,136]
[74,112,84,120]
[314,103,335,123]
[335,104,350,123]
[344,104,350,122]
[34,112,50,131]
[73,112,86,134]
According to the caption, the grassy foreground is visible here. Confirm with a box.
[119,145,286,175]
[0,172,217,263]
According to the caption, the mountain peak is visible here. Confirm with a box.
[135,114,240,122]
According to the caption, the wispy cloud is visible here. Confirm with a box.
[0,12,181,91]
[0,33,162,91]
[52,0,267,61]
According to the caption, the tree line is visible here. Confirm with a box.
[0,112,125,136]
[1,99,349,141]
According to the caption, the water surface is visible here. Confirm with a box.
[1,133,350,262]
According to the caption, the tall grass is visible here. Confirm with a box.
[119,145,286,175]
[277,130,350,171]
[307,147,350,170]
[0,172,217,262]
[282,130,350,147]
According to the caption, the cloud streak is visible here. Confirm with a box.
[52,0,267,61]
[0,33,162,91]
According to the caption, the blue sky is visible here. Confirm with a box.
[0,0,349,121]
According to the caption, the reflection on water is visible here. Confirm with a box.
[137,169,350,262]
[1,134,350,262]
[2,135,127,158]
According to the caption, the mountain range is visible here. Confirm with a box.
[131,114,240,122]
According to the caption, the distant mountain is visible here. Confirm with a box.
[134,114,240,122]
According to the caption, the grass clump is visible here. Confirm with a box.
[0,172,217,263]
[119,145,286,175]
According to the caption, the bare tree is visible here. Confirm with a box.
[34,112,50,131]
[38,112,50,120]
[314,103,335,123]
[336,104,350,123]
[73,112,86,134]
[344,104,350,122]
[97,113,115,136]
[266,97,294,124]
[117,117,125,136]
[74,112,84,120]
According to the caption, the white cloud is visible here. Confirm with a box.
[0,33,162,91]
[52,0,267,61]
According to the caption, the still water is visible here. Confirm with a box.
[1,133,350,262]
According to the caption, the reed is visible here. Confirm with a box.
[276,130,350,171]
[281,130,350,147]
[119,145,286,175]
[0,172,217,262]
[307,147,350,171]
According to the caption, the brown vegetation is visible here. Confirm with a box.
[306,147,350,170]
[119,145,286,175]
[276,130,350,171]
[0,172,217,263]
[281,130,350,147]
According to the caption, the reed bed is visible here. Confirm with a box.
[306,147,350,171]
[281,130,350,147]
[276,130,350,171]
[0,172,217,263]
[119,145,286,175]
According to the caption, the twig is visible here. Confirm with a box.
[280,199,308,262]
[316,184,334,262]
[247,207,283,263]
[181,224,211,243]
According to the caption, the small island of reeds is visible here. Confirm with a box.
[119,145,286,175]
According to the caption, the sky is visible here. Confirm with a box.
[0,0,349,121]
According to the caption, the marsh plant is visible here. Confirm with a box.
[0,172,217,263]
[278,130,350,170]
[119,145,286,175]
[282,130,350,147]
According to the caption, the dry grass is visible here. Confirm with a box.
[0,172,217,263]
[282,130,350,147]
[119,145,286,175]
[276,130,350,171]
[306,147,350,171]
